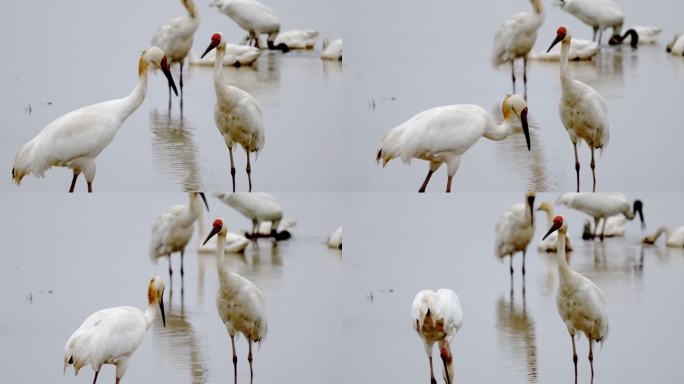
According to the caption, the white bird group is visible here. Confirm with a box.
[557,192,644,240]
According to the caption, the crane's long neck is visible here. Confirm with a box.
[197,208,206,249]
[213,45,226,92]
[652,226,670,241]
[121,58,150,121]
[144,288,159,329]
[215,233,238,291]
[183,0,198,19]
[483,111,514,142]
[531,0,543,15]
[556,231,572,279]
[559,39,574,93]
[543,208,554,228]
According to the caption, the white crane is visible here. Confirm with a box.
[495,193,536,287]
[189,44,262,67]
[320,38,342,61]
[554,0,623,44]
[327,226,342,249]
[150,192,209,283]
[376,95,530,192]
[582,215,627,239]
[547,26,609,192]
[492,0,544,97]
[642,226,684,247]
[411,289,463,384]
[627,26,661,44]
[537,201,573,252]
[214,192,285,239]
[556,192,644,241]
[274,30,319,49]
[210,0,287,51]
[199,232,250,254]
[529,38,598,61]
[11,47,177,192]
[203,218,267,383]
[64,276,166,384]
[201,33,265,192]
[542,216,609,380]
[606,28,639,47]
[667,33,684,56]
[151,0,200,99]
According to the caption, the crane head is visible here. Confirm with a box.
[202,33,224,59]
[543,215,566,240]
[203,218,227,245]
[147,276,166,327]
[547,26,569,53]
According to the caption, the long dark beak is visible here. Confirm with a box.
[203,225,221,245]
[201,42,218,59]
[159,292,166,327]
[543,222,561,240]
[528,195,535,226]
[199,192,210,212]
[547,35,563,53]
[635,200,645,229]
[520,107,531,151]
[161,57,178,96]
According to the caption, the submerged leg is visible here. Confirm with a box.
[599,217,607,242]
[69,171,80,193]
[573,142,580,192]
[523,57,528,100]
[522,249,527,276]
[168,255,173,282]
[179,61,184,96]
[428,354,437,384]
[593,217,601,239]
[589,339,595,379]
[245,147,252,192]
[248,340,254,384]
[590,147,596,192]
[593,27,598,42]
[511,61,517,94]
[231,335,238,384]
[228,146,236,192]
[571,334,578,384]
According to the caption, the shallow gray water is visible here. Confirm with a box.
[1,0,343,192]
[342,0,684,192]
[0,193,342,383]
[343,193,684,383]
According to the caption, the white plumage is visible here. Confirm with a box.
[189,44,262,67]
[495,193,536,280]
[377,95,530,192]
[320,38,342,61]
[557,192,644,240]
[274,30,319,49]
[537,201,573,252]
[529,38,598,61]
[583,215,628,239]
[327,226,342,249]
[667,33,684,56]
[257,218,296,236]
[215,192,283,237]
[198,232,250,254]
[642,226,684,248]
[411,289,463,384]
[64,276,166,384]
[11,47,177,192]
[543,216,609,379]
[554,0,623,43]
[210,0,282,50]
[547,27,609,193]
[630,26,661,44]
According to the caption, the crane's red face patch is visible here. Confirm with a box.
[553,215,564,226]
[211,33,221,45]
[557,27,567,38]
[213,219,223,228]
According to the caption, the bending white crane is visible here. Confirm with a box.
[547,26,609,192]
[201,33,264,192]
[12,47,177,192]
[274,30,319,49]
[327,226,342,249]
[64,276,166,384]
[150,192,209,283]
[320,38,342,61]
[667,33,684,56]
[214,192,285,239]
[537,201,573,252]
[542,216,609,380]
[556,192,644,241]
[554,0,623,44]
[210,0,287,51]
[495,192,536,287]
[204,218,267,383]
[492,0,544,97]
[151,0,200,99]
[376,95,531,192]
[642,226,684,247]
[411,289,463,384]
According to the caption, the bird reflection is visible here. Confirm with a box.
[149,109,206,191]
[495,295,539,383]
[321,60,342,81]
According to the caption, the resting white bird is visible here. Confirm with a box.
[554,0,623,44]
[529,38,598,61]
[411,289,463,384]
[320,38,342,61]
[327,226,342,249]
[537,201,573,252]
[377,95,530,192]
[151,0,200,99]
[642,226,684,247]
[547,26,609,192]
[11,47,177,192]
[149,192,209,283]
[542,216,609,380]
[274,30,319,49]
[201,33,265,192]
[609,25,661,46]
[198,232,250,254]
[667,33,684,56]
[582,215,627,239]
[495,193,536,287]
[215,192,286,239]
[257,219,296,238]
[64,276,166,384]
[557,192,644,241]
[210,0,287,51]
[188,44,262,67]
[204,218,267,383]
[492,0,544,97]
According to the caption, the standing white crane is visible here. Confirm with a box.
[11,47,177,192]
[214,192,286,239]
[203,218,267,383]
[151,0,200,100]
[495,192,536,287]
[554,0,623,44]
[542,216,609,380]
[547,26,609,192]
[376,95,531,192]
[274,30,319,49]
[492,0,544,97]
[642,226,684,247]
[411,289,463,384]
[201,33,264,192]
[64,276,166,384]
[150,192,209,284]
[210,0,288,51]
[537,201,573,252]
[557,192,644,241]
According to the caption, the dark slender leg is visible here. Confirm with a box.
[168,84,172,110]
[509,255,514,296]
[599,217,607,242]
[589,340,595,379]
[179,62,184,96]
[245,148,252,192]
[573,142,580,192]
[252,220,258,238]
[168,255,173,283]
[590,147,596,192]
[598,29,604,45]
[418,170,434,193]
[87,181,93,193]
[248,340,254,384]
[231,335,238,384]
[523,57,528,100]
[593,27,598,42]
[440,348,452,384]
[522,249,527,276]
[571,334,578,384]
[511,61,516,94]
[446,176,453,193]
[92,371,99,384]
[228,147,236,192]
[69,172,79,193]
[429,355,437,384]
[115,378,120,384]
[180,250,185,278]
[593,217,601,239]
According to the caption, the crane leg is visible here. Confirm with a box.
[599,216,607,242]
[590,147,596,192]
[69,171,80,193]
[179,61,184,96]
[168,84,172,111]
[511,61,516,94]
[445,176,453,193]
[92,370,99,384]
[180,250,185,278]
[87,181,93,193]
[115,378,120,384]
[522,249,527,276]
[228,147,236,192]
[573,142,580,192]
[168,255,173,283]
[245,148,253,192]
[231,335,238,384]
[428,355,437,384]
[509,255,514,296]
[588,340,595,379]
[593,217,601,239]
[440,348,452,384]
[418,170,434,193]
[248,340,254,384]
[593,27,598,42]
[571,334,578,384]
[523,57,528,101]
[598,29,604,45]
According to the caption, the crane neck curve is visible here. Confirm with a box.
[121,64,149,121]
[556,231,572,278]
[483,112,514,142]
[653,226,670,240]
[143,302,158,330]
[559,39,574,93]
[183,0,198,20]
